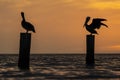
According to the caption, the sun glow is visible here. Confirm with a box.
[89,1,120,9]
[0,0,120,53]
[109,45,120,50]
[63,0,74,3]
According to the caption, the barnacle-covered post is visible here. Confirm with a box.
[18,33,31,70]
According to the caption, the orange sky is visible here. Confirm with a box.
[0,0,120,54]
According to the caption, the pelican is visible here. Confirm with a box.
[83,16,108,35]
[21,12,35,33]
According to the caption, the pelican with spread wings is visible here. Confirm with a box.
[83,16,108,35]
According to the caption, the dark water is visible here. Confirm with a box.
[0,54,120,80]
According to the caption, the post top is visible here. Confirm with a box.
[87,34,95,37]
[20,33,31,35]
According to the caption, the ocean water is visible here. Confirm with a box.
[0,54,119,80]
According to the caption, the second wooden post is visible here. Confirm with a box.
[86,35,95,66]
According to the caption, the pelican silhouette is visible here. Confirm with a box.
[21,12,35,33]
[83,16,108,35]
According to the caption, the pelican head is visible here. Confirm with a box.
[21,12,25,21]
[21,12,24,16]
[86,16,90,21]
[83,16,90,27]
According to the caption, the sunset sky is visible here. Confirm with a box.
[0,0,120,54]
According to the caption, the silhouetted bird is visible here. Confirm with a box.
[21,12,35,33]
[83,16,108,34]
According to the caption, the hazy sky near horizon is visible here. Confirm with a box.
[0,0,120,54]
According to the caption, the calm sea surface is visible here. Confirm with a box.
[0,54,119,80]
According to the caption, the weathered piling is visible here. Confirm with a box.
[18,33,31,70]
[86,35,95,66]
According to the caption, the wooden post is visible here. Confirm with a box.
[86,35,95,66]
[18,33,31,70]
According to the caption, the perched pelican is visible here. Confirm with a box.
[83,16,108,35]
[21,12,35,33]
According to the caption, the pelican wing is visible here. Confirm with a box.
[94,18,107,21]
[91,18,107,29]
[24,21,35,32]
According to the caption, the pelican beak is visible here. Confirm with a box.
[83,24,85,27]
